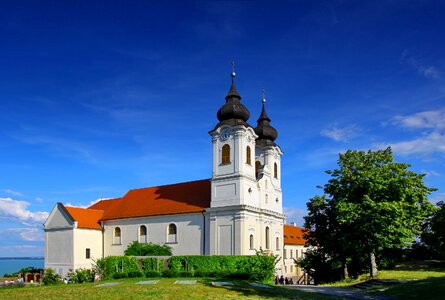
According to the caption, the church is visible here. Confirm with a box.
[43,70,306,279]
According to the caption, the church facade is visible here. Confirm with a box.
[44,72,305,278]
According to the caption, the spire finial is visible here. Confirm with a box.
[231,60,236,78]
[262,89,266,104]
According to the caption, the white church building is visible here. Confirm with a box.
[44,71,306,278]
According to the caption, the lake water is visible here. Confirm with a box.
[0,258,44,276]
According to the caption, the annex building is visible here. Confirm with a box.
[44,71,306,279]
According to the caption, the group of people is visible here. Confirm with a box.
[274,275,294,285]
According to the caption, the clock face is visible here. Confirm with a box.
[220,130,231,141]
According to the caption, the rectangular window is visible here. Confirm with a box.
[86,248,91,259]
[290,250,293,259]
[283,249,287,259]
[290,265,293,273]
[301,250,304,257]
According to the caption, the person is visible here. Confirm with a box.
[285,277,289,285]
[274,276,278,285]
[279,275,284,285]
[289,278,294,285]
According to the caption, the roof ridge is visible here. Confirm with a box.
[65,206,105,212]
[126,178,211,193]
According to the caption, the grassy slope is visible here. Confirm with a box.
[373,261,445,300]
[325,261,445,300]
[0,278,339,300]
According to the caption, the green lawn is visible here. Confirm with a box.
[324,261,445,300]
[0,278,339,300]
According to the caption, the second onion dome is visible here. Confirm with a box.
[254,97,278,147]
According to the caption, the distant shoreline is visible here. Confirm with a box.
[0,257,44,260]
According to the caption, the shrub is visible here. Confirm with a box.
[42,268,61,285]
[93,256,142,280]
[67,268,95,283]
[124,241,172,256]
[142,257,165,276]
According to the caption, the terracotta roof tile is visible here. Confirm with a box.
[89,198,119,211]
[101,179,211,221]
[283,224,306,245]
[65,206,104,230]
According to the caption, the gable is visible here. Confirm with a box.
[101,179,211,221]
[44,202,75,229]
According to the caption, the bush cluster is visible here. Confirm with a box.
[67,268,95,283]
[42,268,61,285]
[93,253,276,282]
[124,241,172,256]
[94,256,142,280]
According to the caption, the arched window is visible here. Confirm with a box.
[139,225,147,243]
[246,146,251,165]
[222,144,231,164]
[276,237,280,250]
[255,161,261,178]
[250,234,254,250]
[167,223,177,243]
[274,162,278,179]
[113,227,121,245]
[265,226,270,249]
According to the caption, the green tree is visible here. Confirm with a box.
[419,201,445,259]
[124,241,172,256]
[304,147,435,278]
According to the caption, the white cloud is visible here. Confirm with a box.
[64,197,112,209]
[383,131,445,155]
[422,169,440,177]
[2,189,23,197]
[400,50,440,79]
[0,198,48,226]
[392,109,445,129]
[320,124,360,142]
[430,193,445,204]
[35,197,43,203]
[283,206,307,227]
[0,228,44,242]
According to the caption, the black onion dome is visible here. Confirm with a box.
[255,100,278,145]
[216,75,250,122]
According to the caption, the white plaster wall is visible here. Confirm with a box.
[283,244,306,278]
[44,228,74,277]
[103,213,204,256]
[73,228,103,269]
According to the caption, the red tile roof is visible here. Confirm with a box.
[99,179,211,221]
[65,206,104,230]
[89,198,119,211]
[283,224,306,245]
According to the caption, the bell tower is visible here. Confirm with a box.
[209,67,258,209]
[206,66,284,262]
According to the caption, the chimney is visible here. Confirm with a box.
[291,222,297,227]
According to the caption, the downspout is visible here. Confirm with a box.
[201,212,206,255]
[101,221,105,258]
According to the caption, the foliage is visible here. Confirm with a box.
[168,251,277,282]
[142,257,165,277]
[124,241,172,256]
[94,253,276,282]
[3,266,43,277]
[93,256,142,280]
[303,147,435,280]
[67,268,95,283]
[42,268,61,285]
[416,201,445,259]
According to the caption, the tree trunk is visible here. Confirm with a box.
[342,261,349,279]
[369,251,378,277]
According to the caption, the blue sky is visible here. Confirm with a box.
[1,0,444,257]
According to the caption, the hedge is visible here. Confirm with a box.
[94,254,276,282]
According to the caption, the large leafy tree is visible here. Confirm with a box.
[304,147,435,278]
[419,201,445,259]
